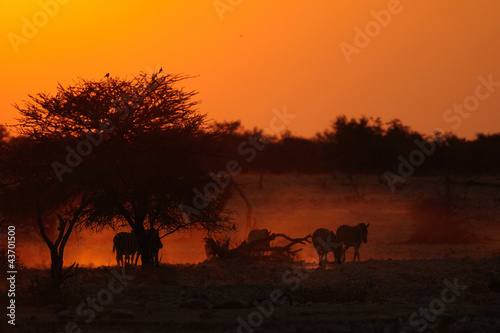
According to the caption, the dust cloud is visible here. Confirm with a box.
[11,174,500,267]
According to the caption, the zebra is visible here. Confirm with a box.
[145,228,163,267]
[336,223,370,262]
[113,232,139,267]
[312,228,343,268]
[112,229,163,267]
[247,229,271,255]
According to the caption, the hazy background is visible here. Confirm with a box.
[14,174,500,267]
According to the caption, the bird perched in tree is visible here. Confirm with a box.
[159,67,163,73]
[104,73,109,78]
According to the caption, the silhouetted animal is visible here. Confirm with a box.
[159,67,163,73]
[312,228,343,268]
[247,229,271,254]
[144,229,163,267]
[113,232,139,266]
[113,229,163,266]
[336,223,370,262]
[104,73,109,78]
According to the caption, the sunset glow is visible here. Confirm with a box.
[1,0,500,140]
[3,0,500,267]
[4,3,500,330]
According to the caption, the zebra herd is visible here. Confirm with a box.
[112,229,163,267]
[312,223,370,268]
[244,223,370,268]
[112,223,369,268]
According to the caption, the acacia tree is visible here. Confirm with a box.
[10,72,235,267]
[0,135,91,287]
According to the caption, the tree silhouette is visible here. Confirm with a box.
[320,116,385,196]
[0,135,89,287]
[8,72,235,268]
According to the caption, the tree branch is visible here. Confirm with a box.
[53,214,66,248]
[36,199,53,248]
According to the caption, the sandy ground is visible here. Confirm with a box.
[3,174,500,332]
[4,255,500,333]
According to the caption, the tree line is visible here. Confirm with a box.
[216,116,500,177]
[0,72,498,287]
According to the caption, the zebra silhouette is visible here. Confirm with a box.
[113,232,139,266]
[146,229,163,267]
[312,228,343,268]
[112,229,163,266]
[336,223,370,262]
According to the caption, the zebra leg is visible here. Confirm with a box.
[342,245,348,262]
[353,246,359,262]
[154,251,159,267]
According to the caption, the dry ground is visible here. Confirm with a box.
[3,174,500,332]
[4,256,500,332]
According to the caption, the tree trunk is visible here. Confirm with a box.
[349,174,360,198]
[37,199,79,288]
[134,228,153,267]
[50,248,63,287]
[138,239,153,267]
[233,183,253,236]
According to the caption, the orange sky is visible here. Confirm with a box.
[1,0,500,139]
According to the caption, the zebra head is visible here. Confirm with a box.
[312,228,343,266]
[148,229,163,249]
[359,223,370,244]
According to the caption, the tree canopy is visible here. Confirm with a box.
[3,72,235,268]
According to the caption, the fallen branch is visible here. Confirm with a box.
[205,233,312,260]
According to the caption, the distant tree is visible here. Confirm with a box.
[0,124,8,143]
[7,72,235,268]
[322,116,384,172]
[380,119,426,175]
[320,116,385,196]
[279,130,324,174]
[473,133,500,173]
